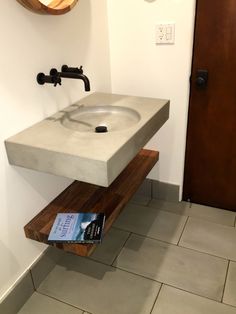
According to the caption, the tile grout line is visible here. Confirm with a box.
[111,262,235,306]
[34,242,235,311]
[147,201,236,228]
[151,181,153,200]
[177,242,234,262]
[112,225,185,246]
[162,283,236,309]
[110,226,231,262]
[87,228,131,267]
[110,232,133,268]
[132,200,233,227]
[29,270,36,291]
[38,268,236,311]
[177,216,189,246]
[111,260,163,284]
[183,215,236,228]
[36,290,88,313]
[111,232,133,266]
[130,201,150,207]
[221,260,230,303]
[86,235,230,286]
[149,283,163,314]
[111,227,184,248]
[109,234,232,298]
[112,263,193,300]
[128,200,236,228]
[37,256,234,312]
[136,198,236,224]
[110,225,126,232]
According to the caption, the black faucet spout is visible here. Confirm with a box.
[59,72,90,91]
[50,66,91,92]
[79,74,90,92]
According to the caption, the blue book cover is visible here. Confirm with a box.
[48,213,105,243]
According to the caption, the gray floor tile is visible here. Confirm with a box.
[89,228,130,265]
[223,261,236,307]
[17,292,83,314]
[152,285,236,314]
[148,199,190,215]
[114,234,227,301]
[149,200,235,226]
[114,204,187,244]
[130,194,151,206]
[190,204,236,226]
[179,217,236,260]
[38,254,161,314]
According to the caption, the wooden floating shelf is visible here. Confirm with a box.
[17,0,79,15]
[24,149,159,257]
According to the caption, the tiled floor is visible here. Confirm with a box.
[18,197,236,314]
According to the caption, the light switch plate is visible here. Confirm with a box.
[156,23,175,44]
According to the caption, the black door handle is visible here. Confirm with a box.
[195,69,208,88]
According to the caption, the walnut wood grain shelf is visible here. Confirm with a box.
[17,0,79,15]
[24,149,159,257]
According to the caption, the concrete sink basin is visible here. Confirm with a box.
[5,92,169,186]
[61,105,141,133]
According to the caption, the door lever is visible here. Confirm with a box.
[195,69,208,88]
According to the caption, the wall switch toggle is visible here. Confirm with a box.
[156,23,175,44]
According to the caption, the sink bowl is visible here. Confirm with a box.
[5,92,169,186]
[61,105,141,133]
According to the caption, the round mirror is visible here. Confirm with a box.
[17,0,79,15]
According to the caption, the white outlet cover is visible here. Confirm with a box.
[156,23,175,45]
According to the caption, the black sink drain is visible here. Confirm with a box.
[95,126,108,133]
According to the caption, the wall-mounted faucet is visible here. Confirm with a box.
[50,65,91,92]
[37,65,90,92]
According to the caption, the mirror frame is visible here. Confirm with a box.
[17,0,79,15]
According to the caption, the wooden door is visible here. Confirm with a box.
[183,0,236,211]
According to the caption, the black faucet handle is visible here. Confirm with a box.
[37,71,61,87]
[50,68,59,76]
[53,77,61,87]
[37,73,55,85]
[49,68,62,87]
[61,65,83,74]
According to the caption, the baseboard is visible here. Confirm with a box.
[0,272,34,314]
[135,178,180,202]
[135,178,153,198]
[0,247,63,314]
[152,180,180,202]
[30,247,64,289]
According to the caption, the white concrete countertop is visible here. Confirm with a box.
[5,92,169,186]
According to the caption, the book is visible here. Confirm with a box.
[48,213,105,243]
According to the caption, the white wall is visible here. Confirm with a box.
[107,0,196,196]
[0,0,111,300]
